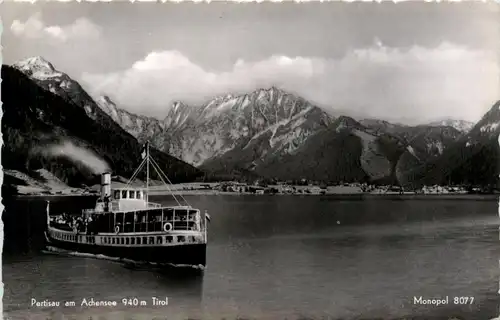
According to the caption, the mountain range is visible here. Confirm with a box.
[5,56,499,190]
[2,57,202,195]
[96,77,495,187]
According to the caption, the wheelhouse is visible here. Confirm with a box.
[112,187,151,211]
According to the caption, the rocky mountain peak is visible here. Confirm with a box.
[12,56,61,80]
[99,95,116,106]
[427,119,475,134]
[13,56,55,72]
[332,115,362,131]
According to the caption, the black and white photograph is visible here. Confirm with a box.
[1,1,499,319]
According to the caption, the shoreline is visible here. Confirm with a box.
[15,190,499,201]
[11,180,499,200]
[150,191,499,200]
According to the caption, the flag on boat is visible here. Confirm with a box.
[205,213,211,222]
[141,141,149,159]
[46,201,50,224]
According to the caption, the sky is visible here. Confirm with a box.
[2,1,499,124]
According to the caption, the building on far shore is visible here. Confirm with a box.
[421,185,468,194]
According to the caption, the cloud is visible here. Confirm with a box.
[81,42,499,124]
[11,13,101,42]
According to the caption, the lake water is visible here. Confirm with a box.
[3,195,499,320]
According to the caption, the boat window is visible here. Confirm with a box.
[124,212,134,232]
[177,209,188,222]
[148,210,163,231]
[188,211,195,221]
[131,237,135,245]
[156,236,162,244]
[129,190,135,199]
[136,191,142,199]
[121,238,125,245]
[137,237,141,245]
[103,238,107,244]
[142,236,148,244]
[178,236,185,243]
[116,212,125,225]
[166,236,173,243]
[121,190,127,199]
[114,190,121,199]
[112,238,116,245]
[126,237,130,245]
[136,212,146,224]
[149,237,154,245]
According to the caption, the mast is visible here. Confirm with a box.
[146,141,150,203]
[146,141,149,191]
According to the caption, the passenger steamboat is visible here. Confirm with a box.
[44,142,210,268]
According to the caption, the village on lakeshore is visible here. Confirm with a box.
[13,171,497,197]
[154,180,496,196]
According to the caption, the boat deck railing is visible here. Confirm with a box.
[147,202,162,208]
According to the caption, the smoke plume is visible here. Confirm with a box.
[35,140,110,175]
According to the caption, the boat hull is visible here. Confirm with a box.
[45,232,207,267]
